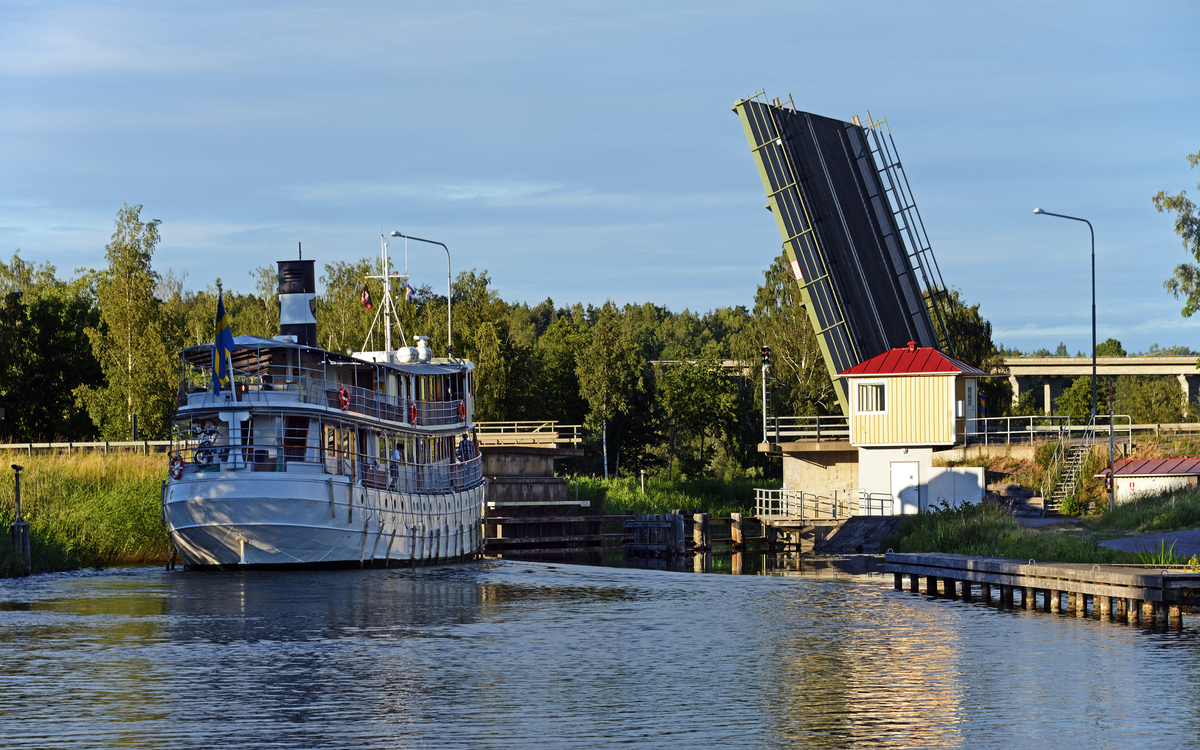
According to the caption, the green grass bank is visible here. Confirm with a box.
[570,476,777,517]
[879,501,1139,565]
[0,454,169,577]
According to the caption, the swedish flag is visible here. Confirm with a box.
[213,290,236,394]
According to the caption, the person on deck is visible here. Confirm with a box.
[389,443,401,491]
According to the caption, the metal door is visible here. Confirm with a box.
[891,461,920,515]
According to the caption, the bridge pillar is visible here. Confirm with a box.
[1009,376,1031,408]
[1044,377,1065,415]
[1178,374,1200,413]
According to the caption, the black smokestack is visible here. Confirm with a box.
[278,259,316,347]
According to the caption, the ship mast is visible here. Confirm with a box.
[361,234,409,352]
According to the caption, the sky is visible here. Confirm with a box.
[3,1,1198,355]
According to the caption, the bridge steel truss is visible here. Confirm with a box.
[733,92,955,414]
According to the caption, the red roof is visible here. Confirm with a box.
[839,347,990,377]
[1094,458,1200,478]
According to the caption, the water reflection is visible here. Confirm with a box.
[0,562,1198,749]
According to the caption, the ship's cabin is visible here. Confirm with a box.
[169,336,480,492]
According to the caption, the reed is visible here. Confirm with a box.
[880,501,1135,565]
[0,453,169,576]
[570,476,777,517]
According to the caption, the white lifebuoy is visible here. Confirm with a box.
[169,454,183,480]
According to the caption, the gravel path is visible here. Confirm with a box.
[1099,528,1200,557]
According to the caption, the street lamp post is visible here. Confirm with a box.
[390,231,453,358]
[1033,208,1097,422]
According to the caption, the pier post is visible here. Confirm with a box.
[945,578,957,599]
[1050,590,1061,612]
[1127,599,1139,624]
[1141,600,1155,621]
[731,513,744,549]
[894,573,903,590]
[999,585,1013,607]
[1077,593,1088,617]
[1023,587,1034,609]
[1099,595,1111,617]
[981,582,992,602]
[927,576,939,596]
[961,581,972,601]
[1169,603,1183,627]
[909,574,920,593]
[732,551,743,575]
[766,524,777,554]
[1155,601,1168,624]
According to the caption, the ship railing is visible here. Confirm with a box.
[753,488,895,520]
[178,362,468,428]
[169,423,483,493]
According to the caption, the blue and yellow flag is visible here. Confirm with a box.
[212,291,236,394]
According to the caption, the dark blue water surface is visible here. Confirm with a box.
[0,558,1197,749]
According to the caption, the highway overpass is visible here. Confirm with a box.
[1002,357,1199,413]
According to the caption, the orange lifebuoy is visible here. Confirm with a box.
[458,400,466,420]
[169,454,183,480]
[408,402,418,425]
[339,386,350,410]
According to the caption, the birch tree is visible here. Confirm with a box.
[76,204,176,439]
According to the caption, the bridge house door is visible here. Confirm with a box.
[891,461,920,515]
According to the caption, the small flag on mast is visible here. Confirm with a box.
[361,287,373,309]
[405,283,415,301]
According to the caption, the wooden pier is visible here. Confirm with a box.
[886,552,1200,626]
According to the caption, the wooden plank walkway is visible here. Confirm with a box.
[886,551,1200,626]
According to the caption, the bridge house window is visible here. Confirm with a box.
[857,382,886,414]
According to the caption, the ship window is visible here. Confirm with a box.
[857,382,886,414]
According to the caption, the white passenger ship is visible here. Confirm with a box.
[163,242,484,569]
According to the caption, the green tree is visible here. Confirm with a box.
[753,252,837,417]
[472,321,509,421]
[657,357,737,478]
[576,301,647,478]
[534,316,590,425]
[1156,149,1200,317]
[1054,376,1097,423]
[75,204,176,440]
[929,288,1010,415]
[1096,338,1126,357]
[317,258,375,353]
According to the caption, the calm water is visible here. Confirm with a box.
[1,558,1198,749]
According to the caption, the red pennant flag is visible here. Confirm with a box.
[360,287,373,309]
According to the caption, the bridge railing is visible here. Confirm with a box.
[754,488,894,520]
[474,421,582,447]
[763,416,850,443]
[963,415,1132,445]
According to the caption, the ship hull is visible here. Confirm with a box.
[165,473,485,568]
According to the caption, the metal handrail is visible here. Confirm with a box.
[0,440,171,455]
[168,422,483,494]
[180,365,468,428]
[965,415,1131,446]
[762,416,850,443]
[475,422,582,446]
[753,487,895,519]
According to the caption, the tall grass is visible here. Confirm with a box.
[1084,486,1200,535]
[0,453,169,576]
[880,501,1133,564]
[570,476,778,517]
